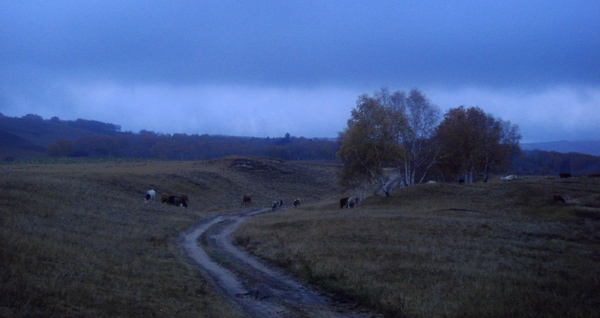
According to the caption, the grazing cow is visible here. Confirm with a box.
[347,196,360,208]
[168,195,188,208]
[242,194,252,206]
[145,190,156,204]
[271,201,279,212]
[500,175,517,182]
[553,193,565,203]
[340,197,349,209]
[293,198,301,208]
[161,193,169,204]
[278,199,283,207]
[559,172,572,178]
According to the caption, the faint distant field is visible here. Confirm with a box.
[0,157,343,317]
[235,176,600,317]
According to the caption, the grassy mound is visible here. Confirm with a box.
[0,157,342,317]
[235,176,600,317]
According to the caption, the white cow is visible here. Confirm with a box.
[347,196,360,208]
[145,190,156,204]
[500,175,517,182]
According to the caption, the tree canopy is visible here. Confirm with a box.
[338,90,522,192]
[434,106,521,182]
[337,94,404,192]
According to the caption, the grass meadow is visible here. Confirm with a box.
[235,176,600,317]
[0,157,343,317]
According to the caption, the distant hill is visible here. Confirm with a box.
[0,114,339,162]
[0,114,119,159]
[0,129,47,158]
[520,140,600,156]
[2,113,597,163]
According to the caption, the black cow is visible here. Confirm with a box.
[242,194,252,205]
[168,195,188,208]
[340,197,349,209]
[559,172,572,178]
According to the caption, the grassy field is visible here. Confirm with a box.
[235,176,600,317]
[0,157,344,317]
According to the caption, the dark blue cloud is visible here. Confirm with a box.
[1,1,599,141]
[2,1,598,87]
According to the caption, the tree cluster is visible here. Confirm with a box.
[435,106,521,182]
[337,88,521,192]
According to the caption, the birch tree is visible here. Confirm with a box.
[337,94,405,197]
[375,88,442,185]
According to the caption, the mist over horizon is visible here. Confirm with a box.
[2,1,598,144]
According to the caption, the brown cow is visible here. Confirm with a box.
[242,194,252,206]
[553,193,565,203]
[161,193,169,204]
[293,198,301,208]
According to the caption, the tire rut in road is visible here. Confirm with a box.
[179,208,377,318]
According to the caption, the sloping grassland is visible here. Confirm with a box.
[0,157,343,317]
[235,176,600,317]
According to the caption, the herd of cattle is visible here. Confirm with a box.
[144,190,189,208]
[144,190,302,211]
[144,172,585,209]
[242,194,302,211]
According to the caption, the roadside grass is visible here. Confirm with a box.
[235,177,600,317]
[0,157,343,317]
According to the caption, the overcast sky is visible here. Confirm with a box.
[1,1,599,143]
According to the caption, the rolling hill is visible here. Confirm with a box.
[521,140,600,156]
[0,114,117,158]
[2,114,598,161]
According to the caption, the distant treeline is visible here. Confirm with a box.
[513,150,600,176]
[25,114,122,135]
[4,114,600,176]
[57,131,339,161]
[58,132,600,176]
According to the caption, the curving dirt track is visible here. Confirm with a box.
[178,207,377,318]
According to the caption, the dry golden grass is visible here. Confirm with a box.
[0,157,343,317]
[235,176,600,317]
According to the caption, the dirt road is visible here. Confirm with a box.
[179,207,377,318]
